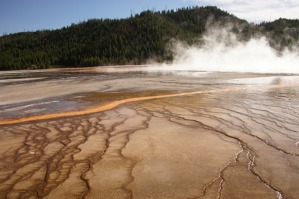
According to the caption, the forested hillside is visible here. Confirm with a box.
[258,18,299,51]
[0,6,298,70]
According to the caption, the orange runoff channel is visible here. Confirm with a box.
[0,84,297,126]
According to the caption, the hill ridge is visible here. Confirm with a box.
[0,6,298,70]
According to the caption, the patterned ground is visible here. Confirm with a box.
[0,68,299,199]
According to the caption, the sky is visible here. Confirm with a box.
[0,0,299,35]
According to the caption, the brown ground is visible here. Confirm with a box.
[0,66,299,199]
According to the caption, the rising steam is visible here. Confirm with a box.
[150,26,299,74]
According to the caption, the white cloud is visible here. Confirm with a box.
[188,0,299,22]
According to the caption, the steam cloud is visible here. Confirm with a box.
[150,26,299,74]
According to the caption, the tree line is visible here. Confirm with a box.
[0,6,298,70]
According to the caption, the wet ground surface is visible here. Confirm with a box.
[0,66,299,198]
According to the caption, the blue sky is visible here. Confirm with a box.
[1,0,299,35]
[0,0,195,35]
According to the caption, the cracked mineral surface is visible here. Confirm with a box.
[1,66,299,199]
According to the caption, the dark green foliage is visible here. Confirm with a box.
[0,6,298,70]
[258,18,299,51]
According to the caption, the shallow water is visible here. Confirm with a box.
[0,66,299,198]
